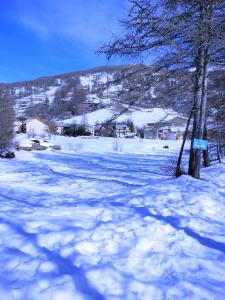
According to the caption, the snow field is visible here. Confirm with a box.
[0,137,225,300]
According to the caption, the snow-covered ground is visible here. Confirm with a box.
[0,137,225,300]
[15,135,187,154]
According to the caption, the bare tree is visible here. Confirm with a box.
[0,90,15,152]
[207,69,225,143]
[99,0,225,179]
[70,82,87,116]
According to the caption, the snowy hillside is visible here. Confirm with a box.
[60,107,180,128]
[2,66,129,117]
[1,65,189,121]
[0,137,225,300]
[13,86,60,116]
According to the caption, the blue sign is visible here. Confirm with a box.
[193,139,208,150]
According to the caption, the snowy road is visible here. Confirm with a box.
[0,148,225,300]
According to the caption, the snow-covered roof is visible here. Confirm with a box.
[25,116,50,127]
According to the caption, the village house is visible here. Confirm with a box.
[144,116,188,140]
[94,122,136,138]
[56,121,67,135]
[115,123,130,138]
[17,117,52,138]
[94,124,110,137]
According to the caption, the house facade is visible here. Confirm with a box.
[115,123,129,138]
[114,123,136,138]
[18,117,51,138]
[144,116,188,140]
[94,124,110,137]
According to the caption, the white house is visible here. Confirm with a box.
[55,121,66,135]
[25,117,50,138]
[115,123,130,138]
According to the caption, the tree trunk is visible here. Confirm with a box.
[188,2,212,179]
[203,123,210,167]
[216,131,221,163]
[176,108,193,177]
[216,117,222,163]
[188,48,207,178]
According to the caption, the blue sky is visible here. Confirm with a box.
[0,0,129,83]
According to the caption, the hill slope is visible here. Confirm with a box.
[1,65,192,125]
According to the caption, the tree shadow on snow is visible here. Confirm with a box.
[130,206,225,254]
[0,216,106,300]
